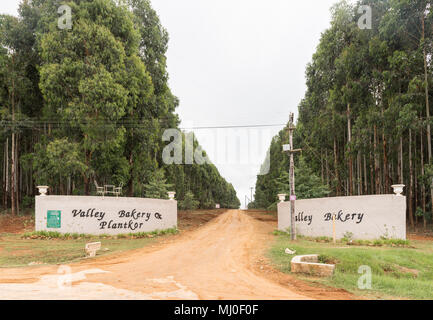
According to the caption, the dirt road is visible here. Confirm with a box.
[0,210,353,300]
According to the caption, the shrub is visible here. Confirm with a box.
[342,231,354,243]
[179,191,199,210]
[22,228,178,240]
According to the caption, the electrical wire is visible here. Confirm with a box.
[0,120,287,130]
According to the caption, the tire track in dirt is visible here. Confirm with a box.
[77,210,309,299]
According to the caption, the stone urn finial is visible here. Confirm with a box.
[391,184,405,196]
[167,191,176,200]
[37,186,49,196]
[278,194,287,203]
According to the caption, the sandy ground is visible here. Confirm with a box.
[0,210,354,300]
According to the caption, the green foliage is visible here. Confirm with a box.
[275,171,290,194]
[269,235,430,299]
[179,191,199,210]
[295,157,331,199]
[22,228,178,240]
[31,138,87,187]
[0,0,240,210]
[254,0,433,227]
[256,153,330,210]
[144,169,172,199]
[342,231,354,242]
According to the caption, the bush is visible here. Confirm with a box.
[179,191,199,210]
[144,169,173,199]
[21,196,34,209]
[342,231,354,242]
[272,231,410,248]
[202,200,216,210]
[266,202,278,212]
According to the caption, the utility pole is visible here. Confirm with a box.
[250,187,254,204]
[245,195,251,210]
[283,113,302,241]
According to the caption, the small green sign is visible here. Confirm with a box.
[47,210,61,228]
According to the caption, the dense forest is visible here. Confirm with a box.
[252,0,433,228]
[0,0,240,214]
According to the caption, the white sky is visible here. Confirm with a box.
[1,0,340,208]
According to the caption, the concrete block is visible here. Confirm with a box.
[85,242,101,257]
[291,254,335,277]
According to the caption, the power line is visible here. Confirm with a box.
[1,120,287,130]
[180,124,287,130]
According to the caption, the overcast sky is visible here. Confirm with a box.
[2,0,341,208]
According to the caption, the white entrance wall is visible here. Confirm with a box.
[278,195,406,240]
[35,196,177,235]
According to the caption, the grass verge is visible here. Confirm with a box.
[22,228,178,240]
[0,228,178,267]
[268,232,433,300]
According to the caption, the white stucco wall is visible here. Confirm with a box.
[35,196,177,235]
[278,195,406,240]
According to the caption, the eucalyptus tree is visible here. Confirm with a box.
[38,0,151,194]
[0,0,240,212]
[254,0,433,227]
[0,11,40,214]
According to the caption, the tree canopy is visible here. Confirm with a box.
[0,0,240,212]
[253,0,433,228]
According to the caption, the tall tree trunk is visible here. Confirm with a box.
[357,151,362,195]
[325,150,330,187]
[422,17,433,220]
[409,129,414,228]
[84,150,92,195]
[10,70,16,216]
[414,133,418,225]
[2,139,8,210]
[399,137,404,185]
[11,132,15,215]
[127,151,134,197]
[422,16,432,163]
[321,148,324,184]
[363,154,368,195]
[382,125,389,193]
[59,177,64,195]
[421,130,427,229]
[370,139,375,194]
[374,125,380,194]
[347,104,353,195]
[334,137,341,196]
[15,133,19,215]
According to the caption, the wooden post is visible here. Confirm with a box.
[332,214,336,244]
[289,125,296,241]
[283,113,302,241]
